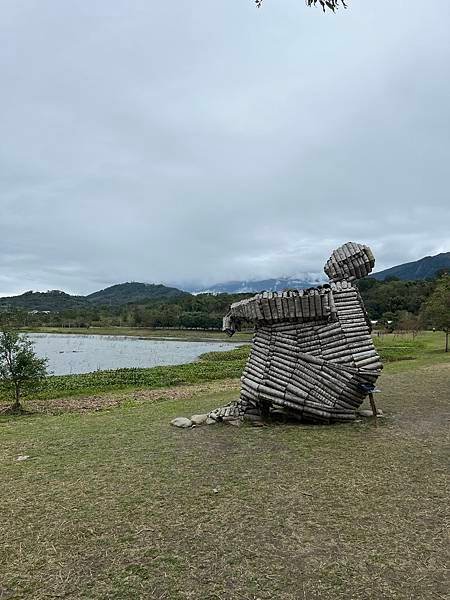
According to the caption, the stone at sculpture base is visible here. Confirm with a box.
[170,417,193,428]
[190,414,209,425]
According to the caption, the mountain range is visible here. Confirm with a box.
[186,275,326,295]
[189,252,450,293]
[0,252,448,311]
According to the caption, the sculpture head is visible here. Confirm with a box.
[324,242,375,282]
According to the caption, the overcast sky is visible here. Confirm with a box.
[1,0,449,295]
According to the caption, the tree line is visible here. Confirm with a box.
[1,274,448,336]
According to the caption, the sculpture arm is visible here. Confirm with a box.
[223,289,336,336]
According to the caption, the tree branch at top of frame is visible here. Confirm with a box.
[255,0,348,11]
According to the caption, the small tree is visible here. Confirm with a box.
[421,275,450,352]
[0,330,48,413]
[396,311,421,339]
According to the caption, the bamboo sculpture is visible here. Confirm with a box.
[208,242,382,424]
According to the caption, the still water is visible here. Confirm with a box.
[28,333,241,376]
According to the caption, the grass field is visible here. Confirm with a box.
[1,332,449,599]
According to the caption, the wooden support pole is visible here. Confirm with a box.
[369,392,378,426]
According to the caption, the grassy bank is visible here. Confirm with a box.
[0,345,250,406]
[1,359,449,599]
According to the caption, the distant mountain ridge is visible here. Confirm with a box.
[188,275,326,295]
[0,282,188,312]
[370,252,450,281]
[188,252,450,294]
[1,252,448,312]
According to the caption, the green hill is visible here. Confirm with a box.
[0,283,189,313]
[371,252,450,281]
[86,282,189,306]
[0,290,88,312]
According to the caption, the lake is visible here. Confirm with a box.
[28,333,242,376]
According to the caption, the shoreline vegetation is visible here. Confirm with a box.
[1,331,447,412]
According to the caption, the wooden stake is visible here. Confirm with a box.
[369,392,378,426]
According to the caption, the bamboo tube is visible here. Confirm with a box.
[317,322,342,336]
[322,367,353,386]
[291,368,318,389]
[271,353,295,368]
[300,296,310,318]
[262,378,287,392]
[251,350,270,363]
[241,377,260,392]
[352,349,379,360]
[302,406,331,420]
[268,367,292,384]
[255,331,271,342]
[247,354,267,369]
[322,348,353,360]
[320,338,351,351]
[274,296,282,320]
[336,306,362,314]
[309,388,335,407]
[334,397,359,410]
[253,337,270,348]
[331,412,355,421]
[287,297,296,319]
[285,383,309,400]
[356,357,383,369]
[241,385,256,398]
[316,373,345,396]
[244,358,266,373]
[280,396,306,413]
[308,294,317,319]
[340,326,368,334]
[243,366,265,380]
[343,331,371,340]
[329,356,355,365]
[294,295,303,319]
[338,390,363,407]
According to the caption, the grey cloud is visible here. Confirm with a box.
[1,0,449,295]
